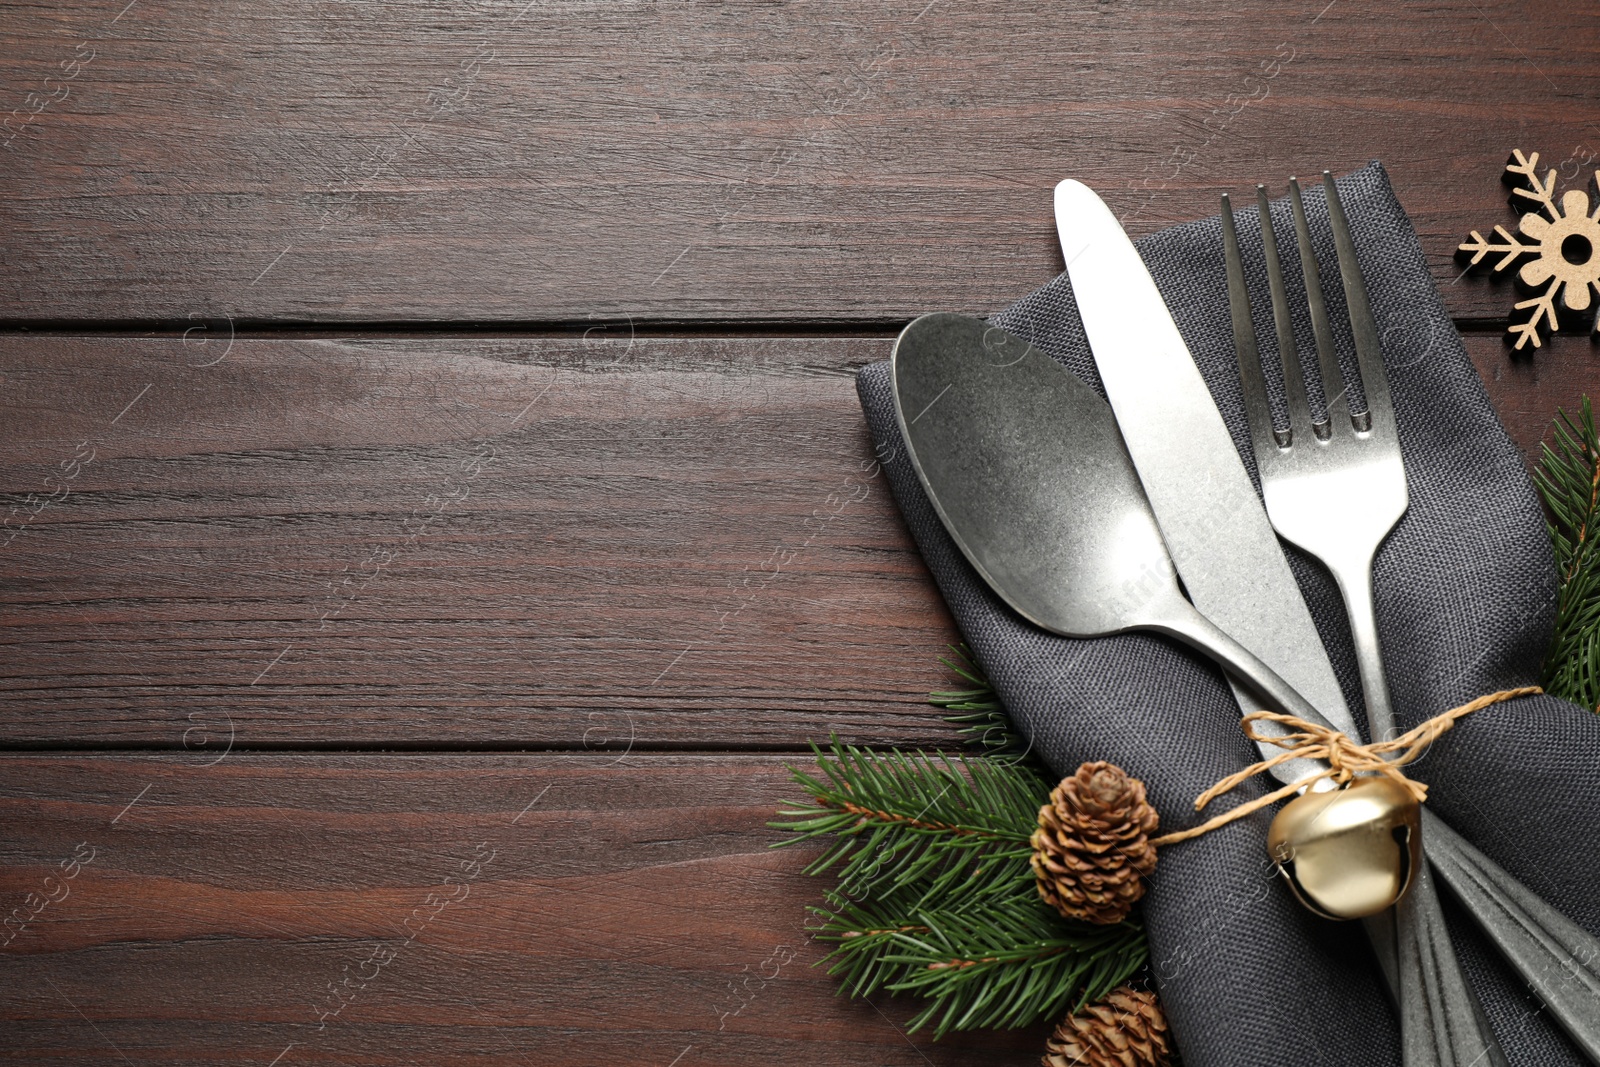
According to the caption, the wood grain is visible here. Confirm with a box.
[0,752,1051,1065]
[0,331,1589,749]
[0,0,1595,325]
[0,334,960,749]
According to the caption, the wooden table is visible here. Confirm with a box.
[1,2,1595,1063]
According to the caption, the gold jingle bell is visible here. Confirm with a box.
[1267,776,1422,920]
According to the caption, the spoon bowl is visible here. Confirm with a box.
[890,312,1326,733]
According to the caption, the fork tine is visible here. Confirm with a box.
[1323,171,1390,436]
[1221,193,1285,452]
[1257,185,1317,446]
[1288,177,1349,437]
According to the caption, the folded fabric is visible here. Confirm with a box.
[856,161,1600,1066]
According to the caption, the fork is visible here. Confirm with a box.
[1221,173,1504,1067]
[1223,174,1600,1065]
[1226,174,1407,741]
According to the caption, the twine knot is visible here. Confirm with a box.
[1151,686,1541,848]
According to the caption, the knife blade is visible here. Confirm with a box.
[1052,178,1362,746]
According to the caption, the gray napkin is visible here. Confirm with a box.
[856,162,1600,1066]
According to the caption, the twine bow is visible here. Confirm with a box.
[1151,686,1542,848]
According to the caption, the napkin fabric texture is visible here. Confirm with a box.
[855,161,1600,1066]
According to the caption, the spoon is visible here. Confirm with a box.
[890,311,1332,764]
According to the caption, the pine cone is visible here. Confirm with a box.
[1043,986,1173,1067]
[1031,761,1159,925]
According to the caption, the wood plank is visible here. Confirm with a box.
[0,0,1594,324]
[0,335,961,748]
[0,332,1590,748]
[0,752,1049,1064]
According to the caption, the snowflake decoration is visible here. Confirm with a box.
[1459,149,1600,351]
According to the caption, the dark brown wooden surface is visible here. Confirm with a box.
[0,334,963,749]
[0,752,1049,1064]
[5,0,1600,1062]
[1,0,1598,325]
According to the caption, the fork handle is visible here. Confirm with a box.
[1330,552,1398,744]
[1329,559,1510,1065]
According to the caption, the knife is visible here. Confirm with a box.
[1052,179,1358,743]
[1053,178,1506,1067]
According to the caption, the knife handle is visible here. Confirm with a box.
[1423,809,1600,1064]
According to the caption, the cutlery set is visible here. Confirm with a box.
[889,173,1600,1064]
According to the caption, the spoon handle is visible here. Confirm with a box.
[1146,594,1339,785]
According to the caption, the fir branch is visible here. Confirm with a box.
[1536,398,1600,709]
[806,897,940,1003]
[814,895,1146,1038]
[771,656,1149,1040]
[931,643,1038,762]
[807,877,1048,998]
[771,737,1044,904]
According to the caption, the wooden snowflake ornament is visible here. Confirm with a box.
[1459,149,1600,351]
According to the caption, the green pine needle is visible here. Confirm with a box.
[810,895,1146,1038]
[930,643,1036,759]
[770,737,1047,905]
[1535,398,1600,710]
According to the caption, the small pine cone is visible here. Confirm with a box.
[1043,986,1173,1067]
[1031,761,1160,925]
